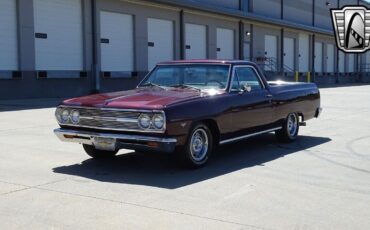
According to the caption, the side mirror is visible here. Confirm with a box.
[243,84,252,93]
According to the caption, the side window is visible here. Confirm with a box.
[232,67,263,91]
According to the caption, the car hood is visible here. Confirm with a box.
[62,87,226,110]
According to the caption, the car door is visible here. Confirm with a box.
[230,65,273,133]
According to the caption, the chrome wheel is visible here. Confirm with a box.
[190,128,209,162]
[287,113,298,137]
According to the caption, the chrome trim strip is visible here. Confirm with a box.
[58,105,164,113]
[219,127,282,145]
[54,128,177,145]
[79,116,138,123]
[58,123,165,134]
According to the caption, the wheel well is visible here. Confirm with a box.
[297,112,304,122]
[198,119,220,146]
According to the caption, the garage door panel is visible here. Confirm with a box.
[148,18,174,70]
[284,37,295,70]
[314,42,323,72]
[327,44,335,73]
[298,34,309,72]
[348,54,355,72]
[0,0,18,70]
[185,23,207,59]
[100,11,134,72]
[34,0,83,71]
[264,35,277,71]
[217,28,234,59]
[366,52,370,72]
[338,51,345,73]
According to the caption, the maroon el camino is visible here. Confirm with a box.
[54,60,322,168]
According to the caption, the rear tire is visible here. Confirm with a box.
[83,144,118,159]
[275,113,299,143]
[179,123,213,169]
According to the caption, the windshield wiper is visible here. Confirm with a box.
[170,84,202,92]
[140,82,167,89]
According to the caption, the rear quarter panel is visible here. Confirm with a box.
[269,82,320,124]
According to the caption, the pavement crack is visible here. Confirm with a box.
[0,178,70,197]
[32,186,272,230]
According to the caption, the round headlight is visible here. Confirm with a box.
[55,108,63,123]
[61,109,70,123]
[70,110,80,124]
[152,114,164,129]
[138,114,151,129]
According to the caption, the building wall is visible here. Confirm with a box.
[314,0,332,30]
[251,0,281,19]
[194,0,240,10]
[0,0,366,99]
[284,0,313,26]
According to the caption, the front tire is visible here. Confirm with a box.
[180,123,213,168]
[275,113,299,143]
[83,144,118,159]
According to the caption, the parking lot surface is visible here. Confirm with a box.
[0,85,370,230]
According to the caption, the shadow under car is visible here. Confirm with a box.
[53,134,331,189]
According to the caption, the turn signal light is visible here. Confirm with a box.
[148,142,159,148]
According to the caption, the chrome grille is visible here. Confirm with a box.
[79,118,140,130]
[79,109,139,120]
[78,107,141,131]
[58,106,168,133]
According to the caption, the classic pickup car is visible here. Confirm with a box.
[54,60,321,168]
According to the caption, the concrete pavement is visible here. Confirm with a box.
[0,85,370,229]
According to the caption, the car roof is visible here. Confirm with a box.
[157,59,256,65]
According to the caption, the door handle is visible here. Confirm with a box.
[266,94,273,98]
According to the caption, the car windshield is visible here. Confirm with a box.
[140,64,230,90]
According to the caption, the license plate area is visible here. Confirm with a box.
[92,137,117,151]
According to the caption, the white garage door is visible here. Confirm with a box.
[348,54,355,72]
[283,37,295,70]
[366,51,370,72]
[326,44,335,73]
[314,42,323,72]
[338,51,345,73]
[34,0,83,71]
[148,18,174,70]
[298,34,309,72]
[100,11,134,72]
[264,35,278,71]
[185,23,207,59]
[217,28,234,59]
[244,43,250,60]
[0,0,18,70]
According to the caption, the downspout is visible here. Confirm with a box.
[281,29,284,76]
[91,0,99,93]
[239,20,244,60]
[312,34,316,83]
[280,0,284,76]
[179,10,185,60]
[336,0,339,83]
[312,0,316,82]
[238,1,244,60]
[313,0,315,27]
[357,0,361,82]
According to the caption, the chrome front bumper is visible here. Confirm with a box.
[54,128,177,153]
